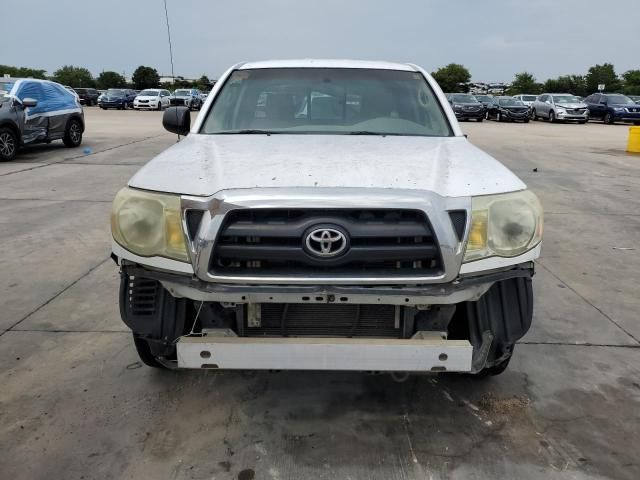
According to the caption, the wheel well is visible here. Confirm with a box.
[66,114,85,133]
[0,122,20,142]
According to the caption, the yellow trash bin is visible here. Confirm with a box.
[628,127,640,153]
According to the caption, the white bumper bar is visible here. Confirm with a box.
[177,336,473,372]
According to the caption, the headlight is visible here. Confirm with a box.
[556,106,566,112]
[111,187,189,262]
[613,107,624,111]
[464,190,543,263]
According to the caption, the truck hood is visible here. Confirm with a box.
[128,134,526,198]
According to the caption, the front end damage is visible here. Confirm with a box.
[118,261,534,374]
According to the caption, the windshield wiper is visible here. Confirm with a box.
[217,129,282,135]
[347,131,403,136]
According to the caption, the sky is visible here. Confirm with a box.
[1,0,639,83]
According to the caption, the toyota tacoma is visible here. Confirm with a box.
[111,60,543,375]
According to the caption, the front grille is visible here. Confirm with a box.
[245,303,401,338]
[463,105,481,112]
[170,98,185,106]
[507,108,528,114]
[211,209,443,277]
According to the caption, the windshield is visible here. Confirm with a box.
[498,98,524,106]
[553,95,581,104]
[140,89,160,96]
[0,81,14,94]
[606,95,634,105]
[450,94,478,103]
[202,68,452,136]
[475,95,492,102]
[522,95,537,101]
[174,89,190,96]
[107,89,125,96]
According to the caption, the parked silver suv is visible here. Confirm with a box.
[111,60,543,376]
[531,93,588,123]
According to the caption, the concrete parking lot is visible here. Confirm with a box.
[1,109,639,480]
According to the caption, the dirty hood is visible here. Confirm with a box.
[128,134,526,198]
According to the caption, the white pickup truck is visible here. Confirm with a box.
[111,60,543,376]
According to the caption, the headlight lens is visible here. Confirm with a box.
[463,190,543,263]
[111,188,189,262]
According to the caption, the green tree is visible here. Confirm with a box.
[0,65,47,79]
[132,66,160,90]
[542,75,587,97]
[508,72,541,95]
[431,64,471,93]
[96,71,127,89]
[52,65,95,87]
[622,70,640,96]
[195,74,211,91]
[585,63,621,93]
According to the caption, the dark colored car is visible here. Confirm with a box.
[474,94,494,109]
[486,97,530,123]
[585,93,640,125]
[98,88,138,110]
[74,87,99,106]
[447,93,484,122]
[0,78,84,161]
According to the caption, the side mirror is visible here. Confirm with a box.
[21,97,38,108]
[163,106,190,135]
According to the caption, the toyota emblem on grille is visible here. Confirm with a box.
[304,227,348,258]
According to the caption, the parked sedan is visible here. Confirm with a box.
[447,93,484,122]
[584,93,640,125]
[169,88,203,110]
[98,88,137,110]
[133,89,171,110]
[474,94,494,109]
[73,88,99,106]
[531,94,588,123]
[512,94,538,111]
[486,97,530,122]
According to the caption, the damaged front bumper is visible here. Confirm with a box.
[121,260,533,307]
[119,260,534,373]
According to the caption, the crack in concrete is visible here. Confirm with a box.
[0,134,166,178]
[0,257,111,337]
[537,260,640,345]
[519,341,639,349]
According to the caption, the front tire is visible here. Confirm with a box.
[474,353,512,377]
[604,112,615,124]
[0,127,18,162]
[497,112,503,122]
[477,117,483,122]
[133,335,168,369]
[548,111,555,123]
[63,118,83,148]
